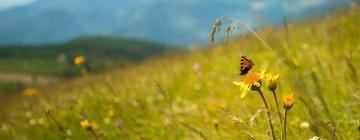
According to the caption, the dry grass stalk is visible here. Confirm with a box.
[210,16,226,47]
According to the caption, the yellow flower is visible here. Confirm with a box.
[80,120,90,128]
[91,122,98,130]
[23,88,39,96]
[292,58,300,66]
[233,70,266,98]
[266,73,279,91]
[283,95,295,110]
[107,110,115,117]
[73,55,86,65]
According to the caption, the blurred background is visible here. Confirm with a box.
[0,0,355,94]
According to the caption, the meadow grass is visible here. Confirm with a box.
[0,9,359,140]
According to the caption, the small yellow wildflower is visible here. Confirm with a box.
[103,117,111,124]
[29,119,37,125]
[80,120,90,128]
[1,124,8,131]
[107,110,115,117]
[23,88,39,96]
[283,95,295,110]
[266,73,279,91]
[91,122,98,130]
[233,70,266,98]
[66,129,72,136]
[73,55,86,65]
[292,58,300,66]
[37,118,45,125]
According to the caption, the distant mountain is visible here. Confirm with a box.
[0,0,354,46]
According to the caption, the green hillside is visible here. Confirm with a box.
[0,37,176,93]
[0,37,174,76]
[0,9,359,140]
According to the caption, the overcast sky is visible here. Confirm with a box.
[0,0,35,10]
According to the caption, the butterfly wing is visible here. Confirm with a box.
[240,56,254,75]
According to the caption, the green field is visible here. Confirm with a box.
[0,37,175,94]
[0,9,359,140]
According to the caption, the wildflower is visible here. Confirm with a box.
[1,124,8,131]
[107,110,115,117]
[193,63,201,73]
[292,58,300,66]
[300,121,310,129]
[91,122,98,130]
[266,73,282,132]
[115,119,124,127]
[266,73,279,92]
[283,95,295,110]
[233,70,266,98]
[37,118,45,125]
[73,55,86,65]
[283,95,295,140]
[29,119,37,125]
[80,120,91,128]
[103,117,111,124]
[80,111,89,118]
[66,129,72,136]
[234,69,276,139]
[25,111,32,118]
[80,120,99,139]
[23,88,39,96]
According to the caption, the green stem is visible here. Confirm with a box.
[282,109,288,140]
[257,89,277,140]
[89,128,99,140]
[272,90,283,137]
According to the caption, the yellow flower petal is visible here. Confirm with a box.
[233,81,243,86]
[240,90,248,98]
[254,82,261,87]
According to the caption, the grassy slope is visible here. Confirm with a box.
[0,10,359,139]
[0,37,174,93]
[0,37,172,76]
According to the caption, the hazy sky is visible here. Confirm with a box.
[0,0,35,10]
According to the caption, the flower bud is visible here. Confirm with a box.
[283,95,295,110]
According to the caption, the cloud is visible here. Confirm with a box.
[0,0,36,10]
[250,0,274,11]
[174,15,198,30]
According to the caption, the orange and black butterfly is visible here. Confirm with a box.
[240,56,254,75]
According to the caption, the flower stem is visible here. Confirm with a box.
[89,128,99,140]
[272,90,283,136]
[257,89,277,140]
[282,109,288,140]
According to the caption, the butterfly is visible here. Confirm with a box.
[240,56,254,75]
